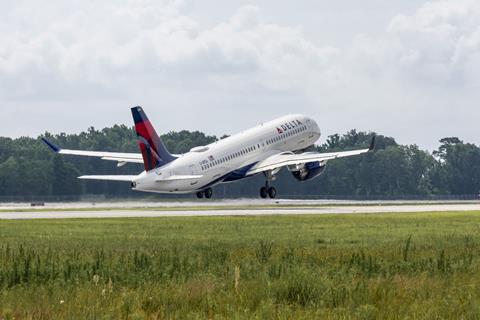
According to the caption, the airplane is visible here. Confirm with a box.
[42,106,375,199]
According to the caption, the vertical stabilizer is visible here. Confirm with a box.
[131,106,176,171]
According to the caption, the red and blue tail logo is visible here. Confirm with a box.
[131,106,176,171]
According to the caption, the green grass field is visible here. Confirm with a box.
[1,212,480,319]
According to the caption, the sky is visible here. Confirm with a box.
[1,0,479,150]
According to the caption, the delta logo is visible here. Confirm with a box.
[276,120,303,134]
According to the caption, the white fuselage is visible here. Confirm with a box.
[132,114,321,194]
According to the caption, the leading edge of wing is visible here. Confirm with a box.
[78,175,138,182]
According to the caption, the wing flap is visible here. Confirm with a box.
[100,156,144,164]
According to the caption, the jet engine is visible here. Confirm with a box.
[290,161,326,181]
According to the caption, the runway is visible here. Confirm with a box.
[1,201,480,220]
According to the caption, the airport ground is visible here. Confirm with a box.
[1,199,480,219]
[1,202,480,318]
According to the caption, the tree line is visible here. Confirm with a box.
[0,125,479,199]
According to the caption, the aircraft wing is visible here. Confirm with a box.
[78,175,138,182]
[247,136,375,175]
[42,138,143,165]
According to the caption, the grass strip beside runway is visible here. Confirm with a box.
[1,211,480,318]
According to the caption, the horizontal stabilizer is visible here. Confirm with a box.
[78,175,138,182]
[155,175,203,182]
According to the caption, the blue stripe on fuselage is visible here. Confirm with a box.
[197,162,258,191]
[222,162,258,182]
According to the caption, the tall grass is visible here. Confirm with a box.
[0,211,480,318]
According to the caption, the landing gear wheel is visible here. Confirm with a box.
[204,188,213,199]
[268,187,277,199]
[196,191,204,199]
[260,187,268,199]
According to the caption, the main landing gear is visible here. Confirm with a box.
[260,170,278,199]
[260,181,277,199]
[196,188,213,199]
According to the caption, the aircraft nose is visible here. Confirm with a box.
[311,120,321,137]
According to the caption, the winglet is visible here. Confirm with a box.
[369,135,376,151]
[41,138,61,153]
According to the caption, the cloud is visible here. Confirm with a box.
[0,0,478,149]
[351,0,480,87]
[0,1,339,101]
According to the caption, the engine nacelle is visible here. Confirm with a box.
[291,161,326,181]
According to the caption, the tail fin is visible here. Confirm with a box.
[131,106,176,171]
